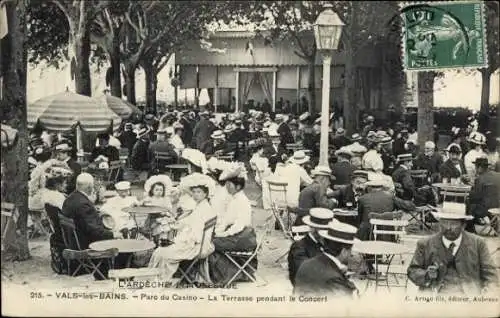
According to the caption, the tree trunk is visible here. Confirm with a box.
[343,40,357,135]
[1,1,30,261]
[479,69,491,114]
[143,63,157,115]
[417,71,435,149]
[73,29,91,96]
[307,58,316,115]
[123,64,136,105]
[109,41,121,98]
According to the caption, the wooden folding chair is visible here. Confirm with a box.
[223,231,268,287]
[58,213,118,279]
[369,216,410,290]
[154,151,177,173]
[410,169,429,188]
[442,186,470,204]
[177,217,217,286]
[1,202,15,253]
[215,151,235,162]
[102,160,122,188]
[267,178,291,234]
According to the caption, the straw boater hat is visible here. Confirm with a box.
[210,130,225,139]
[137,127,150,138]
[352,170,369,180]
[335,147,353,158]
[303,208,334,229]
[288,150,310,165]
[115,181,131,191]
[431,202,473,220]
[336,128,345,136]
[299,112,310,122]
[351,133,362,142]
[311,165,332,177]
[467,132,486,145]
[275,114,285,122]
[223,124,235,134]
[318,220,358,245]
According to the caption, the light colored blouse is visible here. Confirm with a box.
[170,134,185,155]
[215,190,252,237]
[42,189,66,210]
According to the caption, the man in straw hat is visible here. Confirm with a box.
[294,166,338,226]
[294,220,359,297]
[263,129,287,160]
[332,128,350,150]
[201,130,227,159]
[54,141,81,194]
[467,157,500,233]
[407,202,498,294]
[288,208,334,286]
[392,153,416,200]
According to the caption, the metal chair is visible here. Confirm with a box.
[223,231,268,287]
[153,151,177,173]
[177,217,217,286]
[267,178,291,235]
[58,213,118,279]
[215,151,235,162]
[102,160,123,188]
[441,185,470,204]
[369,215,410,290]
[410,169,429,188]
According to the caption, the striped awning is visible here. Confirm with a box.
[97,94,142,119]
[28,92,122,132]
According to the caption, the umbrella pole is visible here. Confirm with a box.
[76,124,83,160]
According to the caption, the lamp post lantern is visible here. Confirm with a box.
[313,5,344,166]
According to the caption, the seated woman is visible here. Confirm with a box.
[100,181,138,238]
[137,175,174,239]
[209,164,258,285]
[148,173,216,283]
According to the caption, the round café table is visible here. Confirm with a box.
[89,239,156,268]
[122,206,172,237]
[352,241,411,293]
[432,183,471,191]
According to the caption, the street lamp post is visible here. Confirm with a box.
[314,5,344,166]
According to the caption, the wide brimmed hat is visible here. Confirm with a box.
[299,112,310,122]
[335,147,353,158]
[431,202,473,220]
[351,133,362,142]
[181,148,208,173]
[311,165,332,177]
[115,181,131,191]
[346,143,367,155]
[179,172,216,196]
[289,150,310,165]
[223,125,235,134]
[302,208,334,229]
[210,130,225,139]
[318,220,358,244]
[446,143,462,154]
[54,142,71,152]
[468,132,486,145]
[144,174,173,195]
[219,162,248,181]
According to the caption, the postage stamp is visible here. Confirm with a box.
[400,1,488,71]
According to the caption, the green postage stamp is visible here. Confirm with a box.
[401,1,488,71]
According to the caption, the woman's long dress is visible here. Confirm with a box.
[209,191,257,285]
[148,199,215,282]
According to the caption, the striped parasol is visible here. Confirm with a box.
[97,94,142,119]
[28,91,121,132]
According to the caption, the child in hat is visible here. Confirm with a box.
[100,181,138,238]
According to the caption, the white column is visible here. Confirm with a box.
[272,71,277,112]
[235,71,239,113]
[76,124,83,162]
[319,54,332,166]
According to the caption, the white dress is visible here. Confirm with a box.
[148,199,216,281]
[215,191,252,237]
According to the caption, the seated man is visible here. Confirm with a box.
[407,205,498,294]
[332,148,354,186]
[288,208,333,286]
[90,133,119,163]
[293,166,338,226]
[357,180,416,241]
[439,143,469,184]
[467,157,500,232]
[62,173,114,279]
[392,153,416,200]
[294,220,359,297]
[414,141,443,183]
[334,170,368,209]
[201,130,228,159]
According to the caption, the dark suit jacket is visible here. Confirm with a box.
[294,253,357,297]
[66,159,81,194]
[407,232,498,293]
[263,144,287,160]
[193,118,216,149]
[334,185,358,209]
[414,153,443,179]
[62,191,113,249]
[287,235,323,286]
[277,122,295,146]
[439,159,466,181]
[357,191,416,240]
[333,135,350,150]
[90,145,119,163]
[392,165,415,200]
[179,117,193,145]
[332,160,353,185]
[200,140,227,158]
[130,139,150,171]
[468,171,500,218]
[296,182,337,219]
[148,141,178,172]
